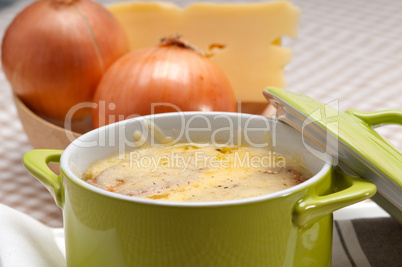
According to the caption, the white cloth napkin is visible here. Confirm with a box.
[0,204,65,267]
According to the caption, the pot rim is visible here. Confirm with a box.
[61,111,333,207]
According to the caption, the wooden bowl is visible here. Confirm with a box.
[14,95,274,151]
[13,95,92,150]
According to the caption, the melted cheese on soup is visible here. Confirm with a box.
[82,144,311,202]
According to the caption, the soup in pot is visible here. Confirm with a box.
[82,143,311,202]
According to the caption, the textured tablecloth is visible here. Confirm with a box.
[0,0,401,265]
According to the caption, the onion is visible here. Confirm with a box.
[1,0,130,120]
[92,37,237,128]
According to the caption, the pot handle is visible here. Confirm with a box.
[293,169,376,228]
[345,109,402,156]
[23,149,64,208]
[345,109,402,127]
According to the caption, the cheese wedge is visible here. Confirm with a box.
[107,1,299,103]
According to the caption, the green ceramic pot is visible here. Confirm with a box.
[23,112,376,267]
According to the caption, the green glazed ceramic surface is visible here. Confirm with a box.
[23,112,376,266]
[264,88,402,222]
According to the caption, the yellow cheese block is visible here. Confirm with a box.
[107,1,299,103]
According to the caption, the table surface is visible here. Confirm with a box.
[0,0,401,228]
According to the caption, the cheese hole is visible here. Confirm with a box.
[206,43,226,58]
[273,36,296,49]
[272,38,281,46]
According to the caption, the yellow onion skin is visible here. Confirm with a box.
[93,43,237,128]
[1,0,130,120]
